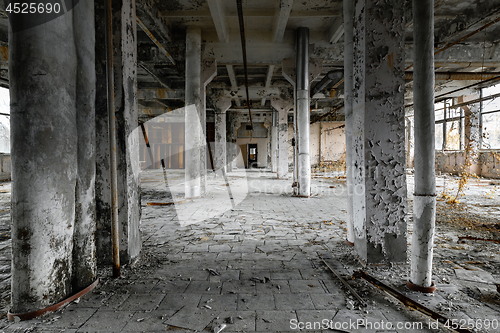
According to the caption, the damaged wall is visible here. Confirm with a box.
[436,150,500,179]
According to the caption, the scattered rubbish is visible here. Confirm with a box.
[73,298,80,304]
[250,277,269,283]
[213,323,226,333]
[206,287,211,291]
[321,258,367,307]
[136,317,146,322]
[276,285,281,290]
[262,318,273,323]
[203,305,212,309]
[237,316,244,320]
[225,316,234,324]
[353,270,473,333]
[206,298,214,303]
[457,235,500,244]
[208,268,220,276]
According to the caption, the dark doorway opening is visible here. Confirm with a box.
[247,144,258,168]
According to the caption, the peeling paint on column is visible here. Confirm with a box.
[271,93,293,179]
[212,95,231,174]
[352,0,407,263]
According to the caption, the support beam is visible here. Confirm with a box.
[226,64,241,106]
[352,0,407,264]
[200,59,217,195]
[136,16,175,64]
[213,96,232,175]
[207,0,229,43]
[271,96,293,179]
[261,64,275,106]
[327,17,344,44]
[185,26,202,199]
[296,27,311,197]
[271,111,278,173]
[272,0,293,43]
[343,0,355,245]
[10,0,96,314]
[410,0,436,291]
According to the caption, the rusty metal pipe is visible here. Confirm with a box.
[136,16,176,65]
[105,0,120,278]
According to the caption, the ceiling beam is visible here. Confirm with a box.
[136,17,176,65]
[207,0,229,43]
[160,8,339,18]
[226,64,241,106]
[272,0,293,43]
[327,17,343,44]
[261,65,275,106]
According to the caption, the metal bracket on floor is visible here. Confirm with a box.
[353,270,473,333]
[320,257,367,307]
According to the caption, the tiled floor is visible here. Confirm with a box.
[3,169,500,332]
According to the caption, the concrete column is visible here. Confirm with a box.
[10,0,96,313]
[73,0,97,290]
[343,0,355,245]
[200,59,217,193]
[296,28,311,197]
[410,0,436,290]
[185,26,202,198]
[95,0,141,265]
[213,96,232,175]
[272,97,293,179]
[226,112,239,172]
[271,111,278,173]
[463,99,481,174]
[352,0,407,264]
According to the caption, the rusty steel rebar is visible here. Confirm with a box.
[105,0,120,278]
[353,270,473,333]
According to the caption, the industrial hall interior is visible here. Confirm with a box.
[1,0,500,331]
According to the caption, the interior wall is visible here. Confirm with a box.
[436,150,500,179]
[288,122,346,167]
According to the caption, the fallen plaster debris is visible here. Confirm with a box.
[213,323,227,333]
[353,270,473,333]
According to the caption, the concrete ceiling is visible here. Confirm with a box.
[1,1,500,120]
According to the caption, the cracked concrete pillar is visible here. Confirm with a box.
[226,112,240,172]
[410,0,436,290]
[463,98,481,174]
[271,111,278,173]
[352,0,407,264]
[185,26,202,198]
[10,0,96,313]
[296,28,311,197]
[271,97,293,179]
[213,96,231,175]
[200,59,217,193]
[344,0,355,245]
[95,0,141,265]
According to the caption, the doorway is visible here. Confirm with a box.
[247,144,258,168]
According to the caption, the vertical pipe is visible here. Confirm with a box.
[296,27,311,197]
[105,0,120,278]
[409,0,436,291]
[185,26,202,198]
[343,0,355,244]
